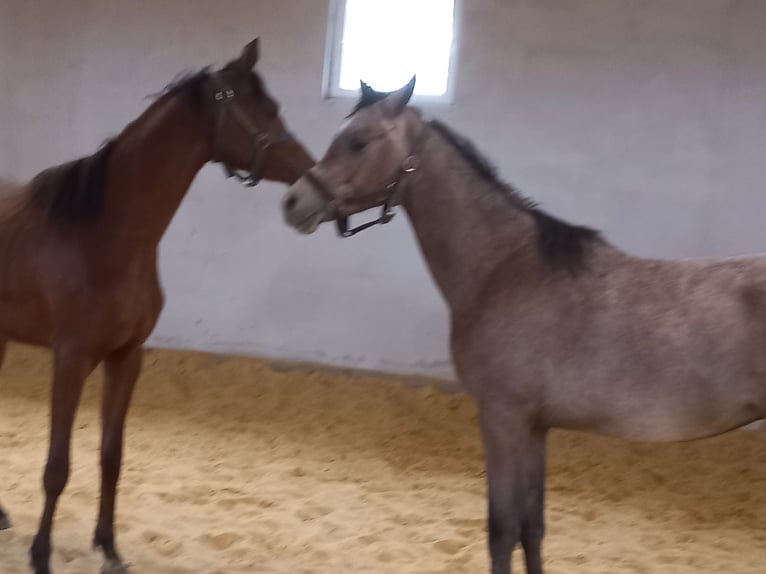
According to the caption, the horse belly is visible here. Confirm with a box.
[0,296,51,347]
[543,370,764,443]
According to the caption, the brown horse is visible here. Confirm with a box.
[282,78,766,574]
[0,38,314,574]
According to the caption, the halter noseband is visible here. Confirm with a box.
[210,74,294,187]
[304,127,427,238]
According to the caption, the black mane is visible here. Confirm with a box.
[349,84,602,272]
[29,68,213,227]
[29,141,115,227]
[151,67,212,110]
[428,120,602,273]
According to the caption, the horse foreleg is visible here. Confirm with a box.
[519,432,546,574]
[30,346,95,574]
[93,345,142,574]
[480,401,546,574]
[0,340,9,530]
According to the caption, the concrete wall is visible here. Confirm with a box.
[1,0,765,378]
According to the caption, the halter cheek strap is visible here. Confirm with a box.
[210,75,295,187]
[304,127,427,238]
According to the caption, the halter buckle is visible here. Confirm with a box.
[223,166,261,187]
[402,155,419,173]
[256,132,271,149]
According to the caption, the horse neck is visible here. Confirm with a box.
[98,94,212,251]
[401,126,540,311]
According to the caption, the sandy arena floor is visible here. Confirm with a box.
[0,344,765,573]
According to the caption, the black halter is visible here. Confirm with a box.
[210,74,294,187]
[303,127,427,238]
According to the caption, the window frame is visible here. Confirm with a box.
[323,0,461,105]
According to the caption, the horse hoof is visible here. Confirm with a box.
[101,557,129,574]
[0,514,10,530]
[30,537,51,574]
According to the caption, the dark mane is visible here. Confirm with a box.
[29,141,115,226]
[151,67,212,110]
[428,120,602,273]
[28,68,213,227]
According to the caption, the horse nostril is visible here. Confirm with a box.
[284,195,297,211]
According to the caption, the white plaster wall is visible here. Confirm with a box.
[1,0,765,378]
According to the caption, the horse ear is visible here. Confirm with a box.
[238,37,260,70]
[359,80,380,107]
[360,80,375,98]
[382,75,416,116]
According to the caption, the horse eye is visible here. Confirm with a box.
[349,137,367,153]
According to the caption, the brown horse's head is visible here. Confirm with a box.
[209,38,314,186]
[282,77,419,234]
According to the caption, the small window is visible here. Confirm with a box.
[324,0,459,103]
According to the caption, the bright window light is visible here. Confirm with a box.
[327,0,458,100]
